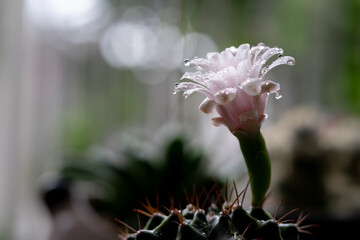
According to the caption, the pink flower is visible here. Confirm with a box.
[174,43,295,134]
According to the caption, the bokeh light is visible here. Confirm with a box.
[100,6,217,84]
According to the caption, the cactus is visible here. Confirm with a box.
[117,185,314,240]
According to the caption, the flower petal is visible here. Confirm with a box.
[240,78,262,96]
[216,104,237,127]
[239,111,259,122]
[206,78,226,92]
[236,44,250,60]
[225,46,238,56]
[215,49,237,69]
[253,45,270,63]
[218,66,238,87]
[174,82,201,92]
[188,58,211,71]
[266,56,295,72]
[185,88,214,99]
[199,98,216,114]
[261,80,281,99]
[174,82,212,99]
[206,51,220,61]
[211,117,227,127]
[250,43,266,55]
[236,60,251,82]
[182,88,201,99]
[181,71,208,86]
[214,87,237,104]
[260,47,284,62]
[248,62,264,78]
[261,80,280,94]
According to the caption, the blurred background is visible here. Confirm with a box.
[0,0,359,239]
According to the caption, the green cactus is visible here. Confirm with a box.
[118,187,315,240]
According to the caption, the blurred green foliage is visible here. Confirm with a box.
[62,72,145,151]
[342,0,360,113]
[60,135,222,224]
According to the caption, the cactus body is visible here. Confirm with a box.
[121,203,306,240]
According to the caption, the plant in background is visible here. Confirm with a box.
[60,135,220,226]
[118,43,318,239]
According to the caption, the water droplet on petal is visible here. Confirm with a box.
[287,59,295,66]
[184,93,189,99]
[278,54,283,58]
[184,59,190,66]
[172,90,177,95]
[261,66,269,75]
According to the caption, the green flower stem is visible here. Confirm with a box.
[233,130,271,207]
